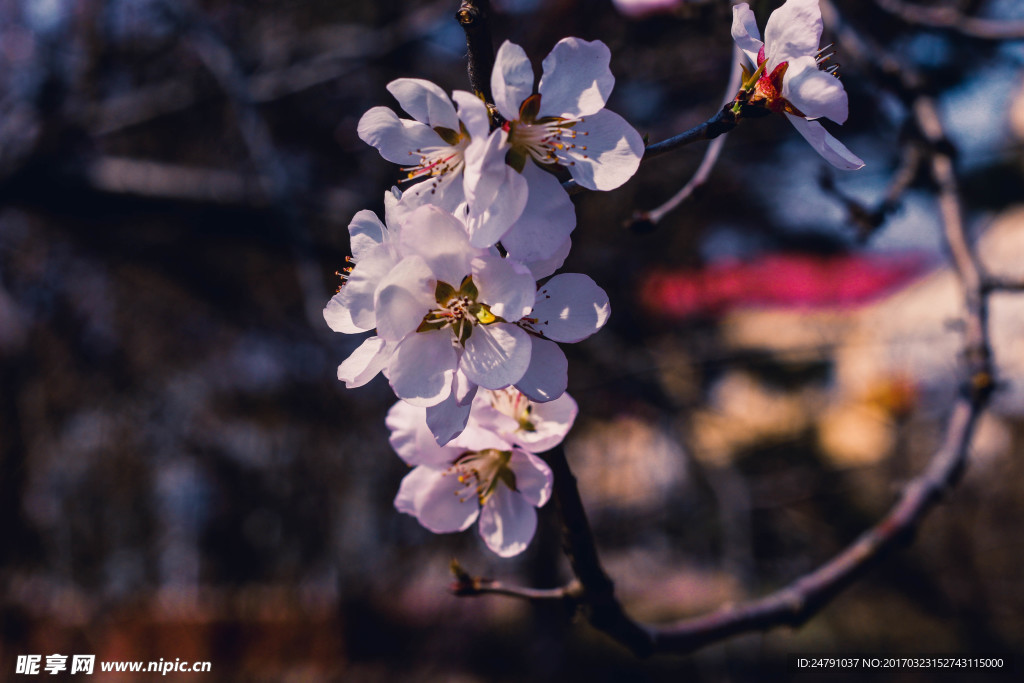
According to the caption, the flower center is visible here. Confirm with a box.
[489,388,537,432]
[417,275,500,345]
[448,448,517,505]
[401,125,470,190]
[503,94,588,171]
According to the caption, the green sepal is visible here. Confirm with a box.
[518,93,542,123]
[506,147,527,173]
[434,126,462,146]
[435,280,457,305]
[458,275,478,300]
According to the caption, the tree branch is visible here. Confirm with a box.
[875,0,1024,41]
[457,0,496,104]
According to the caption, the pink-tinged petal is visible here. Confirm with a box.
[520,237,571,281]
[731,3,764,68]
[764,0,823,69]
[537,38,614,119]
[492,41,535,122]
[472,255,536,321]
[386,78,459,131]
[507,450,553,507]
[395,465,479,534]
[357,106,442,164]
[478,485,537,557]
[348,209,385,261]
[515,392,577,452]
[325,247,397,333]
[531,273,611,342]
[387,400,461,467]
[399,205,480,287]
[452,90,491,140]
[565,109,644,191]
[785,114,865,170]
[389,330,457,406]
[514,337,567,404]
[460,322,531,389]
[374,255,435,342]
[501,163,576,263]
[425,391,473,446]
[783,56,848,124]
[337,336,393,388]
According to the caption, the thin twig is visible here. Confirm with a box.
[875,0,1024,41]
[630,46,745,228]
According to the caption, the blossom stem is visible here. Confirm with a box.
[456,0,496,104]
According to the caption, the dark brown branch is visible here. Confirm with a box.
[450,559,580,602]
[457,0,496,103]
[875,0,1024,41]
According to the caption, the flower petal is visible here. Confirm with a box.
[472,255,536,321]
[386,78,459,131]
[460,322,531,389]
[337,336,393,388]
[731,3,764,67]
[501,163,576,263]
[325,246,398,333]
[516,392,577,452]
[785,113,865,170]
[425,391,473,446]
[492,41,535,122]
[374,255,435,342]
[537,38,615,119]
[508,450,553,507]
[348,209,385,261]
[357,106,442,164]
[387,400,461,467]
[399,205,480,287]
[519,237,572,281]
[389,330,457,406]
[531,273,611,342]
[395,465,479,534]
[564,109,644,191]
[451,89,491,140]
[764,0,823,69]
[478,484,537,557]
[783,56,848,124]
[514,336,568,404]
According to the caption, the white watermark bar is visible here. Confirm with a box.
[15,655,211,676]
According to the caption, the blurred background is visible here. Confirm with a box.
[1,0,1023,680]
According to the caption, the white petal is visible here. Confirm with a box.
[399,169,466,214]
[783,56,848,124]
[531,273,611,343]
[537,38,614,119]
[357,106,442,165]
[386,78,459,131]
[515,392,577,452]
[462,168,528,249]
[348,209,385,261]
[374,255,435,342]
[565,109,644,191]
[472,255,536,321]
[501,163,576,263]
[395,466,479,534]
[325,246,398,333]
[460,322,531,389]
[785,114,865,170]
[337,336,393,388]
[454,369,478,405]
[389,330,457,406]
[425,391,473,446]
[387,400,461,467]
[492,41,535,122]
[452,90,491,140]
[399,205,480,287]
[514,336,568,404]
[464,128,511,212]
[478,485,537,557]
[507,450,553,507]
[520,237,571,281]
[764,0,823,69]
[731,4,764,67]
